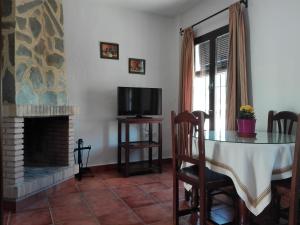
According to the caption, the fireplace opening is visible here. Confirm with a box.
[24,116,69,167]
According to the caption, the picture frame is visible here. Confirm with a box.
[100,42,119,60]
[128,58,146,75]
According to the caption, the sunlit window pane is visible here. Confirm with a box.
[193,41,210,130]
[214,33,229,132]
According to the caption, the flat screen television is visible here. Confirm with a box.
[118,87,162,117]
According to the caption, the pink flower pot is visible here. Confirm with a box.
[237,119,256,134]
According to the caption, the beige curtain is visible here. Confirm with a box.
[226,2,248,130]
[180,27,194,112]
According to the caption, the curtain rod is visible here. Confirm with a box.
[180,0,248,35]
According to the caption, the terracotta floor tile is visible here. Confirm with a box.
[87,198,128,217]
[48,193,82,207]
[54,217,99,225]
[139,182,168,193]
[47,183,79,197]
[127,174,160,185]
[6,163,268,225]
[122,193,156,208]
[104,177,134,188]
[18,197,49,212]
[51,203,92,223]
[83,189,117,203]
[3,210,10,225]
[98,209,141,225]
[10,209,52,225]
[147,219,173,225]
[133,203,172,224]
[98,170,122,179]
[150,188,173,203]
[113,186,145,198]
[77,179,107,192]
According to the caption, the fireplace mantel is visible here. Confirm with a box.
[3,104,79,117]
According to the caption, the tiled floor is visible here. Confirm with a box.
[3,163,285,225]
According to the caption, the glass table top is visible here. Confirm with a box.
[204,131,296,144]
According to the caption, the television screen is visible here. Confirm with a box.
[118,87,162,117]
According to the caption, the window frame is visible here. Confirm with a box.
[194,25,229,130]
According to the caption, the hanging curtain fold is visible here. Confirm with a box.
[226,2,249,130]
[180,27,195,112]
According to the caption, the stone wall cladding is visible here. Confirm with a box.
[1,0,67,105]
[2,0,16,103]
[15,0,67,105]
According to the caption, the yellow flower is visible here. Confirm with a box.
[240,105,254,113]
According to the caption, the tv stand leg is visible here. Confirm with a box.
[158,123,162,173]
[118,122,121,172]
[125,148,129,177]
[149,123,153,168]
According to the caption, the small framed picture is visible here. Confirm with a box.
[100,42,119,60]
[128,58,146,75]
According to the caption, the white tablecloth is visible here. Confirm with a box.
[185,136,295,216]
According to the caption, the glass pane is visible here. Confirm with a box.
[193,40,210,130]
[214,33,229,132]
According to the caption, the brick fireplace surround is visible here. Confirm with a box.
[2,105,79,208]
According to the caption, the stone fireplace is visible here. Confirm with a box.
[1,0,79,204]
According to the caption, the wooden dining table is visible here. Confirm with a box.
[190,130,296,225]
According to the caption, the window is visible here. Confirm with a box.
[193,26,229,131]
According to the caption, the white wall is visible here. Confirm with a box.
[63,0,179,166]
[177,0,300,130]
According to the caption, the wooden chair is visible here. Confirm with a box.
[268,111,300,224]
[171,111,234,225]
[267,110,298,134]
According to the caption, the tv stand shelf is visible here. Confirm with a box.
[117,117,163,177]
[120,141,160,149]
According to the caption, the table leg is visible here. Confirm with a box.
[238,198,250,225]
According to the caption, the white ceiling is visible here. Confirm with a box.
[95,0,201,17]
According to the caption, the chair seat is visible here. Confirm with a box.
[180,165,233,188]
[272,178,291,196]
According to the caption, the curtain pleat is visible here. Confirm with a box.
[180,27,194,112]
[226,3,248,130]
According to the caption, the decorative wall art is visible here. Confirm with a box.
[128,58,145,75]
[100,42,119,60]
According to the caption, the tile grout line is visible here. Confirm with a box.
[77,183,102,225]
[47,193,56,225]
[109,185,147,225]
[5,211,11,225]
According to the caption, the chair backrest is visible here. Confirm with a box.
[267,110,298,134]
[192,110,211,130]
[171,110,207,223]
[171,110,205,168]
[192,110,211,120]
[289,114,300,225]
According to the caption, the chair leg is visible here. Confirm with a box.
[273,193,281,224]
[185,189,191,201]
[191,187,199,208]
[206,190,213,217]
[173,177,179,225]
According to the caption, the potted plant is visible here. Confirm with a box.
[237,105,256,136]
